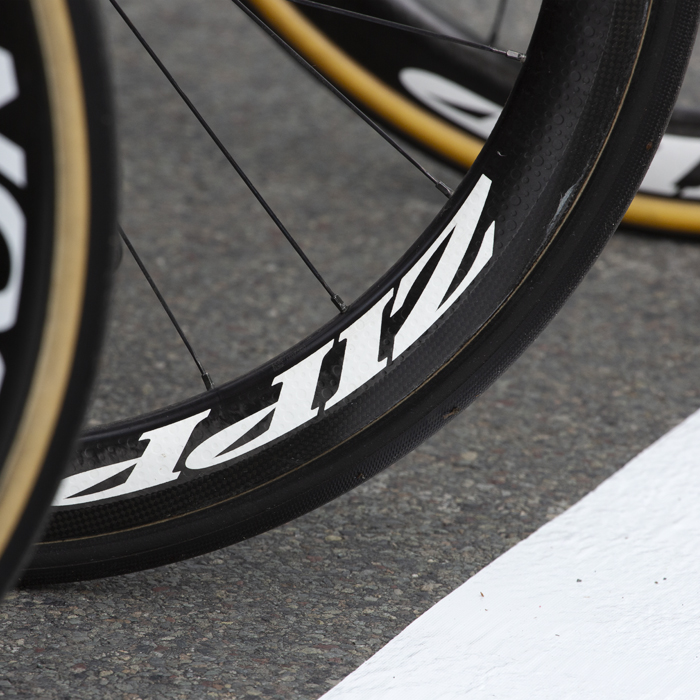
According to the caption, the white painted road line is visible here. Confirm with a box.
[321,409,700,699]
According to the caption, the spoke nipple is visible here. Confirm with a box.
[202,372,215,391]
[506,49,526,63]
[435,181,453,198]
[331,294,347,313]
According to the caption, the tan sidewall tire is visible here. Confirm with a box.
[0,0,91,586]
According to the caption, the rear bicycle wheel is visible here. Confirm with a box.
[24,0,699,584]
[0,0,115,596]
[256,0,700,234]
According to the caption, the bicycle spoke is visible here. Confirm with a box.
[109,0,347,313]
[488,0,511,46]
[118,225,215,391]
[287,0,526,62]
[228,0,455,198]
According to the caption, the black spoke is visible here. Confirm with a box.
[118,225,215,391]
[109,0,347,313]
[488,0,511,46]
[287,0,526,62]
[228,0,454,198]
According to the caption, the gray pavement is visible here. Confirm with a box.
[1,1,700,698]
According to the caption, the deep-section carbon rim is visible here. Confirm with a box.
[25,0,699,583]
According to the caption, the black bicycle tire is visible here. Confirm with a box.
[24,0,699,584]
[0,0,115,596]
[267,0,700,234]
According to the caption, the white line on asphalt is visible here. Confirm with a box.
[321,408,700,699]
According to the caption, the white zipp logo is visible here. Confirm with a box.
[401,67,700,200]
[54,176,494,506]
[399,68,502,141]
[0,47,28,393]
[638,134,700,199]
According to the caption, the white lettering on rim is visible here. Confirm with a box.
[0,185,25,333]
[186,340,334,470]
[0,47,26,189]
[0,133,26,189]
[0,49,18,110]
[400,66,700,202]
[399,68,502,141]
[0,47,26,397]
[325,289,394,410]
[56,176,495,504]
[639,133,700,199]
[391,176,493,358]
[53,411,210,506]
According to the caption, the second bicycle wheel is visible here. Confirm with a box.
[24,0,699,583]
[0,0,115,595]
[258,0,700,234]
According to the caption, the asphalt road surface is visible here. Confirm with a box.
[1,2,700,698]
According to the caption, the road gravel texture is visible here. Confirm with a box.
[2,1,700,698]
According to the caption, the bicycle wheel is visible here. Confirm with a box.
[257,0,700,235]
[24,0,699,584]
[0,0,115,596]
